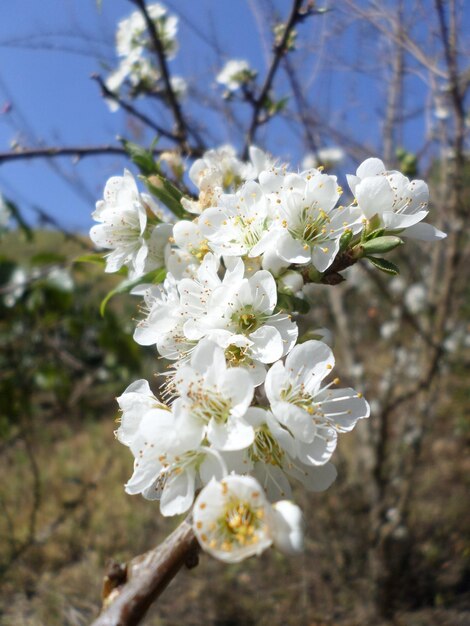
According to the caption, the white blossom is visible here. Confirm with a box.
[216,59,254,92]
[166,219,210,279]
[245,406,338,500]
[259,169,362,272]
[132,274,193,360]
[118,391,226,516]
[181,255,298,366]
[192,475,303,563]
[264,340,369,465]
[301,147,345,170]
[90,169,171,277]
[200,180,271,258]
[172,339,255,451]
[347,158,446,241]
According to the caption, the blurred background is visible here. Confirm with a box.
[0,1,469,624]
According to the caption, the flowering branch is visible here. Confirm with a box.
[130,0,193,151]
[91,519,198,626]
[92,73,180,142]
[243,0,305,157]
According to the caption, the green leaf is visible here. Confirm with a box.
[142,174,186,219]
[74,253,106,266]
[5,200,33,241]
[120,138,159,176]
[366,256,400,275]
[362,236,404,255]
[100,267,167,316]
[31,252,66,266]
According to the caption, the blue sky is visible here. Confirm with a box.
[0,1,458,232]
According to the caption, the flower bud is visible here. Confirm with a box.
[278,270,304,295]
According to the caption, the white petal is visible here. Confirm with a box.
[295,427,338,465]
[285,340,334,392]
[249,325,283,363]
[220,368,254,415]
[207,416,254,451]
[264,360,285,404]
[401,221,447,241]
[311,238,339,273]
[356,157,386,178]
[355,176,394,219]
[270,401,316,442]
[276,232,311,264]
[316,387,370,431]
[272,501,304,554]
[287,460,337,492]
[383,210,428,230]
[160,468,196,516]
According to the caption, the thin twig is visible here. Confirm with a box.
[0,145,163,164]
[243,0,304,157]
[130,0,191,151]
[92,74,179,142]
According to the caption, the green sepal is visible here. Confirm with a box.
[120,138,160,176]
[276,292,310,314]
[362,214,381,240]
[362,236,404,255]
[366,256,400,275]
[364,227,385,241]
[339,228,353,251]
[307,266,322,283]
[141,174,186,219]
[100,267,167,316]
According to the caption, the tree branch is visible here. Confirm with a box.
[242,0,304,157]
[130,0,192,151]
[91,519,199,626]
[0,145,164,164]
[92,74,179,142]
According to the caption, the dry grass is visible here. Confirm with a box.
[0,410,468,626]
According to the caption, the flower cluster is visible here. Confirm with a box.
[91,144,444,563]
[216,59,256,94]
[105,3,186,111]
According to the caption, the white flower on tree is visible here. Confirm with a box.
[265,340,370,465]
[200,180,272,258]
[181,256,298,367]
[192,475,303,563]
[116,3,179,60]
[118,393,226,516]
[166,219,210,279]
[94,143,446,566]
[259,170,363,272]
[244,406,338,500]
[347,158,446,241]
[90,169,172,277]
[181,145,273,215]
[216,59,255,92]
[132,274,193,360]
[172,339,256,451]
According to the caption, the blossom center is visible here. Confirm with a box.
[250,426,285,467]
[215,497,264,548]
[187,385,232,424]
[232,305,263,334]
